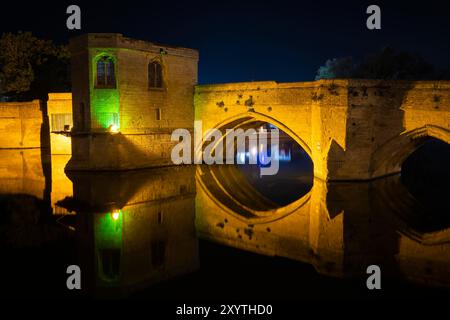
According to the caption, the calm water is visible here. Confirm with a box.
[1,142,450,300]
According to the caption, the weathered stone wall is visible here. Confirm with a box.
[0,100,42,149]
[368,81,450,178]
[48,93,72,155]
[70,132,176,170]
[334,80,450,180]
[194,81,315,150]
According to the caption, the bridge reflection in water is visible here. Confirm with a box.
[197,165,450,286]
[1,148,450,298]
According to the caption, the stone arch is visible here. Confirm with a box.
[370,125,450,179]
[199,111,312,158]
[196,111,313,224]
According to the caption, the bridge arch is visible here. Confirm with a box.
[370,125,450,179]
[199,111,312,158]
[196,111,313,224]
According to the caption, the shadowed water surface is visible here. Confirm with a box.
[0,144,450,299]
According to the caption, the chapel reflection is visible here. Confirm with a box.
[64,166,199,297]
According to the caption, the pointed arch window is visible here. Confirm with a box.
[96,56,116,88]
[148,61,163,88]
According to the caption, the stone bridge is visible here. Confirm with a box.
[194,79,450,181]
[194,80,450,285]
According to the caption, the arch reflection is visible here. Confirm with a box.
[196,173,450,287]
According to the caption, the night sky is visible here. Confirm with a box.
[1,0,450,84]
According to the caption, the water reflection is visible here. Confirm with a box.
[65,167,198,298]
[401,138,450,232]
[236,144,313,206]
[0,147,450,297]
[197,173,450,287]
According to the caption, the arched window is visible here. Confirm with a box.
[96,56,116,88]
[148,61,163,88]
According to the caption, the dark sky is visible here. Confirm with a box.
[1,0,450,84]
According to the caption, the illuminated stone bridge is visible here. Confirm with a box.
[195,79,450,181]
[194,80,450,285]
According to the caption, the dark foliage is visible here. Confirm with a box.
[0,32,70,101]
[315,47,449,80]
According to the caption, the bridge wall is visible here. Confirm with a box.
[0,100,43,149]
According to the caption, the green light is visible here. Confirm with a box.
[95,210,123,249]
[94,210,124,283]
[91,52,120,130]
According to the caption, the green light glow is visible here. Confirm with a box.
[95,210,123,248]
[91,52,120,130]
[94,210,124,283]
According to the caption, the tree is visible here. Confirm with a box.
[315,57,355,80]
[0,32,70,101]
[315,47,448,80]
